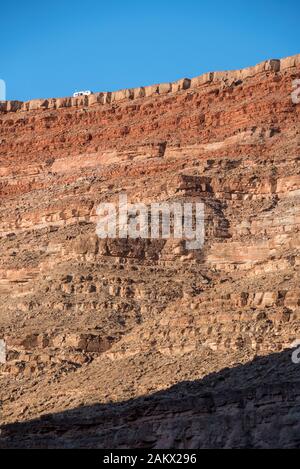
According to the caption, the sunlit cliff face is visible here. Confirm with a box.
[0,55,300,449]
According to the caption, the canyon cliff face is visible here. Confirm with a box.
[0,55,300,449]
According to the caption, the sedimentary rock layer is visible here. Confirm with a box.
[0,56,298,113]
[0,55,299,448]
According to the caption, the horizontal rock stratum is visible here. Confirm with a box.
[0,55,299,113]
[0,55,300,449]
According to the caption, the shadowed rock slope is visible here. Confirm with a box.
[0,55,299,448]
[1,350,300,449]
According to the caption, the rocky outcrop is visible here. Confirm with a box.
[0,54,299,448]
[0,56,298,113]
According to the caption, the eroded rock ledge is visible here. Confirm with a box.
[1,55,299,113]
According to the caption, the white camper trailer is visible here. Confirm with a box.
[73,90,93,97]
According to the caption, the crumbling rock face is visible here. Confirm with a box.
[0,55,300,448]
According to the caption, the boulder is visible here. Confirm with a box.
[133,87,146,99]
[56,98,72,109]
[265,59,280,72]
[172,78,191,92]
[190,72,214,88]
[281,54,300,70]
[103,92,112,104]
[144,85,159,97]
[88,93,104,106]
[1,101,23,112]
[158,82,172,94]
[111,88,134,103]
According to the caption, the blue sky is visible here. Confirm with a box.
[1,0,299,101]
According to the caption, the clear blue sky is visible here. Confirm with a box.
[1,0,299,101]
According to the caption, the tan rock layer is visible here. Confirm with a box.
[0,56,298,113]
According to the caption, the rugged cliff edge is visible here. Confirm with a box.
[0,55,300,448]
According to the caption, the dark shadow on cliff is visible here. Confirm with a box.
[1,348,300,449]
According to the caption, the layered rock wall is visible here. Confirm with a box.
[0,54,299,448]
